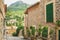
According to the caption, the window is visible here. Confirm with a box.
[46,3,53,22]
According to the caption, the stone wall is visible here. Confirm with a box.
[0,0,5,40]
[55,0,60,21]
[39,0,46,24]
[27,4,40,29]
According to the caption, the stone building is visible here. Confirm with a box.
[24,0,60,40]
[5,26,16,36]
[39,0,60,40]
[24,2,40,28]
[24,2,40,36]
[0,0,6,40]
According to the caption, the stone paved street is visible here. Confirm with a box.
[4,36,31,40]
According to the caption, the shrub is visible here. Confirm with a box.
[49,29,54,35]
[22,29,24,36]
[26,29,31,37]
[30,26,36,36]
[16,26,24,36]
[12,32,18,36]
[56,20,60,26]
[38,25,42,36]
[42,26,48,38]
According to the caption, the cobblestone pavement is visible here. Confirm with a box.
[4,36,31,40]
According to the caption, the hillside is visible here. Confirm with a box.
[7,1,29,11]
[6,1,29,26]
[6,1,29,17]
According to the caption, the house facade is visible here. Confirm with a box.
[24,2,40,29]
[24,2,40,36]
[39,0,60,40]
[24,0,60,40]
[0,0,6,40]
[5,26,16,36]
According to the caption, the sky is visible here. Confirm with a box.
[4,0,40,6]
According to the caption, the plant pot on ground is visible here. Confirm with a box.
[56,20,60,26]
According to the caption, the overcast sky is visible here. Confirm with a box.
[4,0,40,6]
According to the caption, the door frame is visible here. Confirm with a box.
[56,27,60,40]
[45,1,56,23]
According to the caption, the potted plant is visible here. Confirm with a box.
[12,32,18,36]
[38,25,43,36]
[42,26,48,40]
[30,26,36,40]
[49,29,54,40]
[25,28,31,40]
[56,20,60,26]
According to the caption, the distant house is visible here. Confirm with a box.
[0,0,6,40]
[5,26,16,36]
[24,0,60,40]
[5,19,17,36]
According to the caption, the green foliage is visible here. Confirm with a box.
[26,29,31,37]
[56,20,60,26]
[7,1,29,11]
[42,26,48,38]
[6,22,12,26]
[49,29,54,35]
[16,26,24,36]
[12,32,18,36]
[14,15,24,26]
[38,25,42,35]
[6,1,29,26]
[12,25,24,36]
[30,26,36,36]
[22,29,24,36]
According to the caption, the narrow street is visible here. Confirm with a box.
[0,0,60,40]
[4,36,26,40]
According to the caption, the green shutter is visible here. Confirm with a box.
[46,3,53,22]
[59,30,60,40]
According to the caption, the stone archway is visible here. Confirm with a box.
[56,27,60,40]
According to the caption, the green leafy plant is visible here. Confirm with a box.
[26,29,31,37]
[42,26,48,38]
[12,32,18,36]
[56,20,60,26]
[16,26,24,36]
[22,29,24,36]
[38,25,42,36]
[30,26,36,36]
[49,29,54,35]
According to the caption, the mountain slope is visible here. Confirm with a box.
[6,1,29,16]
[7,1,29,11]
[6,1,29,26]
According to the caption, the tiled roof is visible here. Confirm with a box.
[24,2,40,14]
